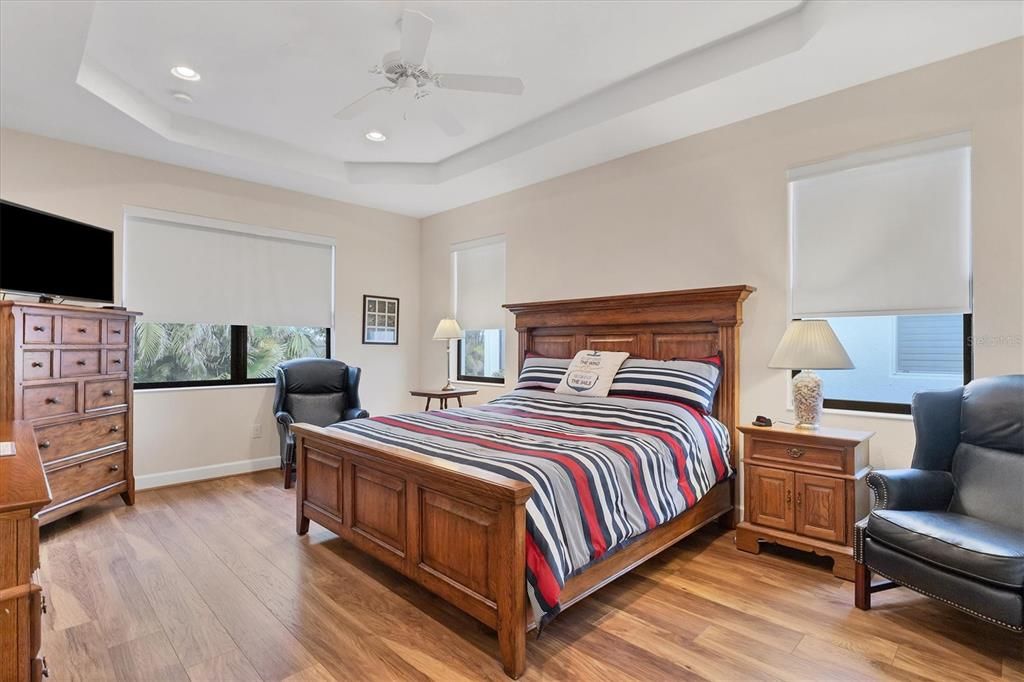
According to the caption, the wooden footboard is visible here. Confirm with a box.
[293,424,533,678]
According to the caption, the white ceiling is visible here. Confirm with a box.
[1,1,1021,218]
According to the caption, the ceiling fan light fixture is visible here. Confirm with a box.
[170,65,201,81]
[365,129,387,142]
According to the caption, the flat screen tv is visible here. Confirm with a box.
[0,200,115,303]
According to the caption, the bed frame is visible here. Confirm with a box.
[293,285,754,678]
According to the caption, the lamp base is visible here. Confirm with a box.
[440,380,456,391]
[792,369,824,430]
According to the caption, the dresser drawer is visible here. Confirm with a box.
[84,379,127,411]
[106,318,128,344]
[106,350,127,374]
[29,587,42,657]
[23,383,78,420]
[61,316,102,344]
[35,413,126,464]
[60,350,102,377]
[23,351,53,380]
[24,314,55,344]
[47,451,125,507]
[747,438,848,474]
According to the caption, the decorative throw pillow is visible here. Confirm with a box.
[608,354,722,413]
[554,350,630,397]
[515,356,571,391]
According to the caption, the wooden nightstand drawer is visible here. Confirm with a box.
[747,438,847,474]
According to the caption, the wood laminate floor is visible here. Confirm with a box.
[40,470,1022,681]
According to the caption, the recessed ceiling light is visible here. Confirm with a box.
[364,130,387,142]
[170,65,200,81]
[171,92,193,104]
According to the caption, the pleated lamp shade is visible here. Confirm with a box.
[767,320,854,370]
[432,317,463,341]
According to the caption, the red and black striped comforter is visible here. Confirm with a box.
[329,389,731,623]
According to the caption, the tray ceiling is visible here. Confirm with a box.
[1,1,1021,217]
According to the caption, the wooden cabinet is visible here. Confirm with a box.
[1,301,139,525]
[0,421,52,682]
[736,424,872,580]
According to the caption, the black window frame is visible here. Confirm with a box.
[135,325,331,390]
[456,333,506,385]
[794,313,972,415]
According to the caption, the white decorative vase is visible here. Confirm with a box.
[792,369,823,429]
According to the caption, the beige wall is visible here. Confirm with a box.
[0,128,422,486]
[420,39,1024,470]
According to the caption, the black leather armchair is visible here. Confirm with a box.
[855,375,1024,632]
[273,358,369,489]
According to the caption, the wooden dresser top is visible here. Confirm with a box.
[0,420,51,514]
[1,300,141,316]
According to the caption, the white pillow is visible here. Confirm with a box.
[554,350,630,398]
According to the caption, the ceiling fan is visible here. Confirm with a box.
[335,9,525,137]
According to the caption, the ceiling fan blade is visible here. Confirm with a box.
[400,9,433,66]
[334,86,393,120]
[435,73,524,95]
[425,102,465,137]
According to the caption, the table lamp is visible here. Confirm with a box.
[433,317,463,391]
[768,319,854,429]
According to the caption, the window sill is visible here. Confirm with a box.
[785,406,913,422]
[452,379,508,389]
[135,382,273,394]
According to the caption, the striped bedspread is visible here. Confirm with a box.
[329,389,731,623]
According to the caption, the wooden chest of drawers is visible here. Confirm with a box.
[0,420,51,682]
[1,302,139,525]
[735,424,873,580]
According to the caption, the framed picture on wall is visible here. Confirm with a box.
[362,295,399,345]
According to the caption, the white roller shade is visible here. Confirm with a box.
[124,208,333,327]
[790,135,971,317]
[454,237,506,330]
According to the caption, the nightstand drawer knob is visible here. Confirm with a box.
[786,447,806,458]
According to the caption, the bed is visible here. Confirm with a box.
[292,285,754,678]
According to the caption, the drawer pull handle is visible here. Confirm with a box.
[33,325,46,331]
[31,361,44,367]
[109,464,120,472]
[113,329,122,335]
[796,492,802,508]
[787,447,806,458]
[41,595,47,614]
[110,425,121,433]
[103,389,114,397]
[45,397,61,405]
[39,440,51,449]
[77,327,88,333]
[786,490,792,508]
[112,359,122,365]
[76,359,88,366]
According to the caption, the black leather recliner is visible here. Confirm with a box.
[273,358,369,489]
[854,374,1024,631]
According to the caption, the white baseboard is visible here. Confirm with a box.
[136,455,280,491]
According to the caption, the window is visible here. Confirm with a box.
[810,314,970,413]
[452,237,506,384]
[459,329,506,382]
[788,134,972,413]
[125,207,334,389]
[134,324,329,388]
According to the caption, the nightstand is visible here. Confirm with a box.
[409,388,478,410]
[735,423,873,580]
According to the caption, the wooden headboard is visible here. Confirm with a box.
[503,285,755,465]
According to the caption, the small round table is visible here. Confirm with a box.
[409,388,478,410]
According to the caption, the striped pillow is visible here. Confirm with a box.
[608,355,722,413]
[515,356,570,391]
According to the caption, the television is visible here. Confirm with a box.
[0,200,115,303]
